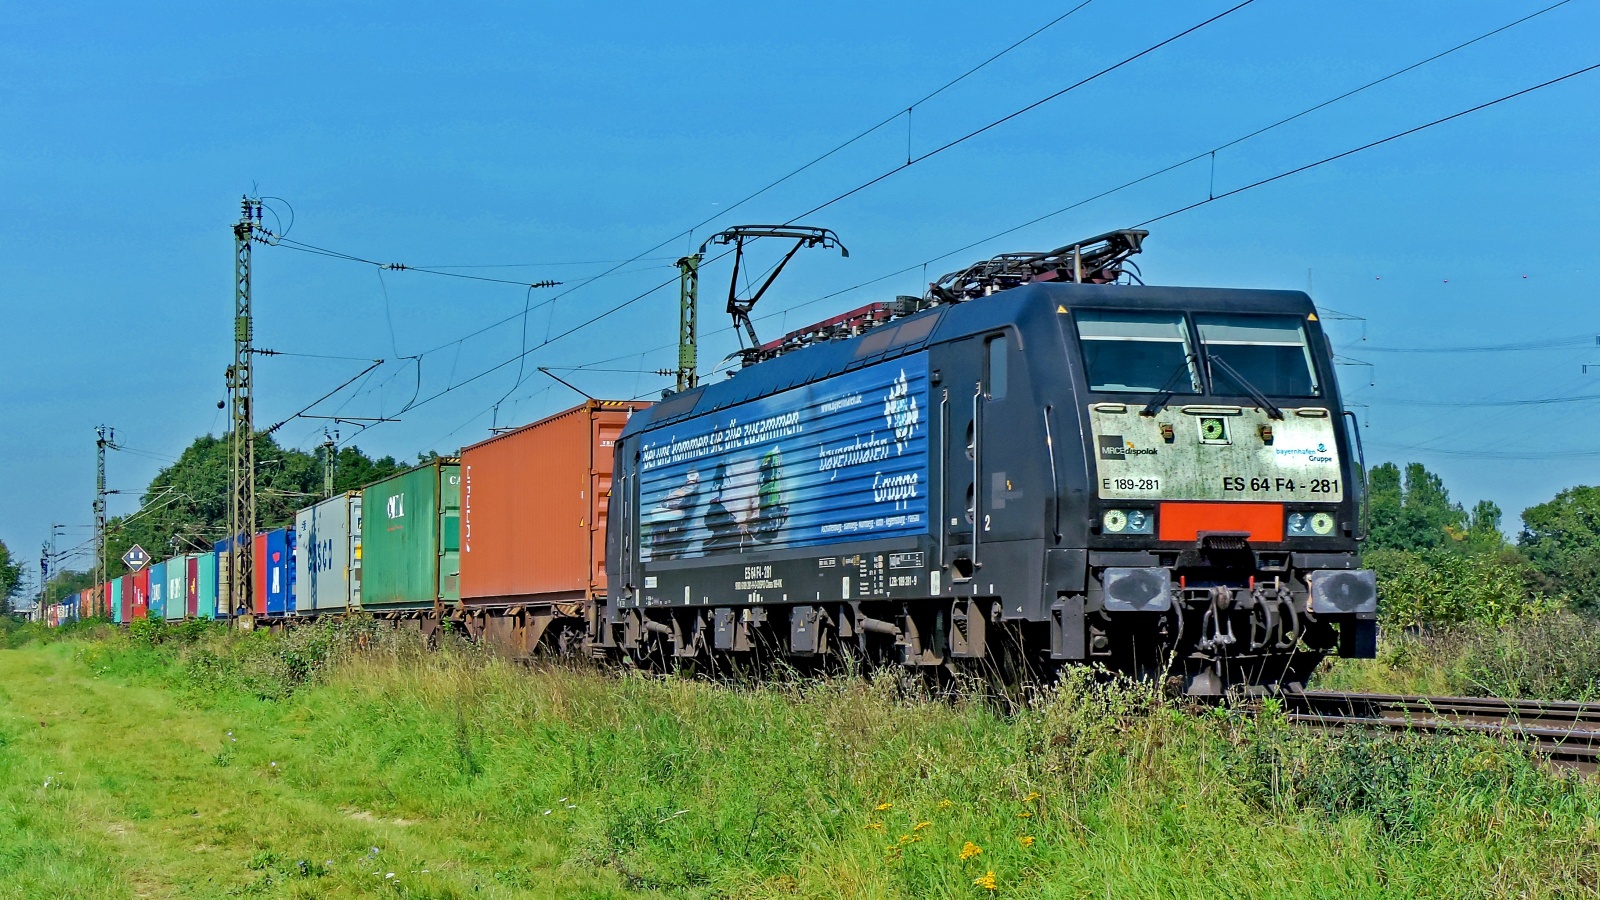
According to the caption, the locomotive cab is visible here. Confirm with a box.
[1054,287,1373,692]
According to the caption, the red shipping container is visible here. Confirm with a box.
[119,573,132,621]
[459,400,647,604]
[253,532,268,616]
[131,569,150,620]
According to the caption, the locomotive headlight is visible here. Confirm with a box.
[1287,511,1337,536]
[1102,509,1154,535]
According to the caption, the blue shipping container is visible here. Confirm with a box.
[259,528,297,617]
[148,560,168,619]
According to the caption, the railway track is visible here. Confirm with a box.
[1283,691,1600,769]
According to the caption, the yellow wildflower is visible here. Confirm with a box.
[974,871,998,891]
[874,802,892,812]
[959,841,983,861]
[1022,791,1042,802]
[1018,836,1035,848]
[913,821,932,831]
[938,799,954,810]
[864,822,886,832]
[897,834,922,846]
[1018,811,1033,818]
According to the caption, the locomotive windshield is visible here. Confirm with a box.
[1196,314,1320,397]
[1075,310,1200,394]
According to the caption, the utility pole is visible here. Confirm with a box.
[38,544,48,622]
[40,524,63,622]
[227,198,263,621]
[94,425,117,618]
[675,253,700,392]
[321,430,338,499]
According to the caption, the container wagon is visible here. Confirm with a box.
[457,400,647,656]
[295,492,362,615]
[360,458,460,635]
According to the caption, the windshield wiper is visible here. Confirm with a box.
[1141,358,1196,416]
[1207,352,1284,420]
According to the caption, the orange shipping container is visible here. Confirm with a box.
[459,400,648,605]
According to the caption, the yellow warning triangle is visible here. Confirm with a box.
[1057,304,1068,313]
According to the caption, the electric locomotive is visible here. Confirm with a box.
[601,229,1375,693]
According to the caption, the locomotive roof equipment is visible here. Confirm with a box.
[699,225,847,367]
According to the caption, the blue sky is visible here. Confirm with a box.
[4,0,1598,579]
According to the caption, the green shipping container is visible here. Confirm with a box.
[198,551,219,619]
[360,459,460,609]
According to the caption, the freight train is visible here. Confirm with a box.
[58,230,1377,693]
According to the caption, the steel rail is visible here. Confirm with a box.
[1284,690,1600,769]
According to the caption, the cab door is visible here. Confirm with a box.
[939,331,1022,580]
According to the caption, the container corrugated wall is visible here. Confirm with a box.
[148,560,168,619]
[296,492,359,613]
[360,460,460,609]
[165,556,189,621]
[460,400,645,604]
[130,569,149,619]
[197,552,219,619]
[252,529,296,617]
[214,535,248,618]
[110,577,124,624]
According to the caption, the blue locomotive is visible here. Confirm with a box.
[603,230,1375,693]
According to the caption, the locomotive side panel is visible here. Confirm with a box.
[631,353,934,609]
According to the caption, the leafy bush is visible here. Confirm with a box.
[1317,611,1600,701]
[1364,548,1552,629]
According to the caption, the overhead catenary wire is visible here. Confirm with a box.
[305,52,1600,445]
[263,360,385,435]
[339,3,1259,427]
[781,0,1259,224]
[768,0,1581,319]
[251,2,1122,372]
[1135,63,1600,228]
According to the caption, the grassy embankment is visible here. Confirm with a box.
[2,618,1599,899]
[1316,612,1600,701]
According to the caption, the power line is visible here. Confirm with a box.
[703,0,1100,226]
[1356,335,1595,353]
[766,1,1580,319]
[1136,63,1600,227]
[252,4,1101,372]
[784,0,1259,223]
[1369,440,1600,461]
[270,237,563,290]
[255,348,383,362]
[355,3,1256,425]
[1366,393,1600,408]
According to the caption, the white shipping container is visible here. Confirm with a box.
[296,492,361,613]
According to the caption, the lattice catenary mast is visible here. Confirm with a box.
[226,198,263,619]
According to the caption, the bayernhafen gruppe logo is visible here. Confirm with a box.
[883,369,920,454]
[1098,435,1157,460]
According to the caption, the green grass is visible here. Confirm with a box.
[3,621,1600,898]
[1315,611,1600,700]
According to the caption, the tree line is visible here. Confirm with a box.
[13,434,408,607]
[1365,462,1600,626]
